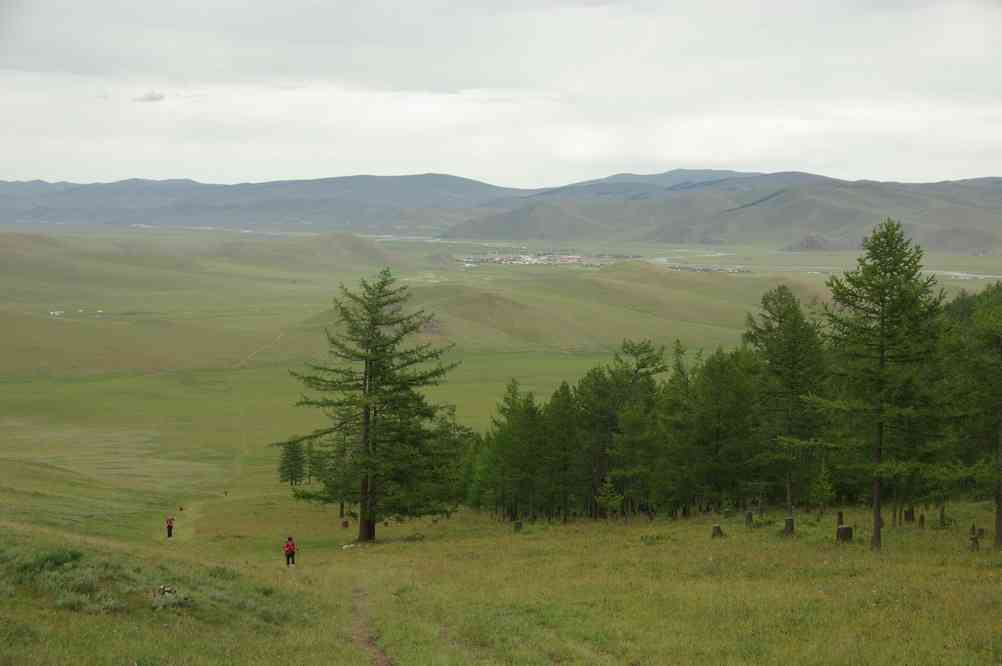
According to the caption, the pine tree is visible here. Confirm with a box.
[808,460,835,515]
[596,477,623,520]
[946,283,1002,549]
[283,268,457,542]
[541,382,582,523]
[278,440,306,486]
[824,219,943,550]
[744,284,826,525]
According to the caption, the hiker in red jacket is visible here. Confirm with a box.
[284,536,296,566]
[166,516,175,539]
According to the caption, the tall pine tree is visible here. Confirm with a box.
[824,219,943,550]
[744,284,826,527]
[282,268,457,542]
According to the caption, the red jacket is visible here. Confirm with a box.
[284,541,296,555]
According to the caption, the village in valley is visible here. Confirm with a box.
[458,250,641,267]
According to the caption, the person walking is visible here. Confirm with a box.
[284,536,297,567]
[166,516,175,539]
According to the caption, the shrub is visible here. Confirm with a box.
[152,591,194,611]
[207,566,239,581]
[16,549,83,580]
[55,591,89,611]
[88,591,128,614]
[257,608,291,625]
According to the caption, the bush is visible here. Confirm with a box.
[207,566,239,581]
[152,591,195,611]
[257,608,291,625]
[89,591,127,614]
[15,549,83,580]
[55,591,89,611]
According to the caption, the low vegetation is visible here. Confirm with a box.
[2,220,1001,664]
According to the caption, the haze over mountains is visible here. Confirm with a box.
[3,169,1000,251]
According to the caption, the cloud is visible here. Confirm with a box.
[0,1,999,184]
[133,91,166,103]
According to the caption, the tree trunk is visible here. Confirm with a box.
[357,362,375,543]
[358,475,375,542]
[872,420,883,551]
[996,415,1002,550]
[785,470,793,519]
[339,502,345,518]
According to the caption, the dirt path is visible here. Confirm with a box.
[352,587,394,666]
[233,331,285,369]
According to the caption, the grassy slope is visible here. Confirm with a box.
[2,228,1001,664]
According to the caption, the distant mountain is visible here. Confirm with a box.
[0,174,533,233]
[443,171,1002,251]
[3,170,1001,251]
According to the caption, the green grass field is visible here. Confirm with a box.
[2,227,1001,664]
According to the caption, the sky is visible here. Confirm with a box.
[1,0,1000,187]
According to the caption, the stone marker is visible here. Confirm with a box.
[783,517,795,536]
[711,524,725,538]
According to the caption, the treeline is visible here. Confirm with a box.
[464,220,1002,550]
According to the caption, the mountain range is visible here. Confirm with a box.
[3,169,1000,251]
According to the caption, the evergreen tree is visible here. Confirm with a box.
[808,460,835,514]
[945,283,1002,549]
[657,340,701,515]
[689,347,762,506]
[607,339,666,518]
[575,366,618,518]
[823,219,943,550]
[487,379,543,521]
[278,440,306,486]
[541,382,583,522]
[282,268,457,542]
[744,284,826,524]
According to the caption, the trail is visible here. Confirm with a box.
[167,500,205,544]
[352,587,394,666]
[233,331,285,369]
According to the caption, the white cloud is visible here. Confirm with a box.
[0,1,1000,184]
[133,91,166,103]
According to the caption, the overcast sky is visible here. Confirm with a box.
[1,0,1000,186]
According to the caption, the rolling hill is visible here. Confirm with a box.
[444,172,1002,250]
[3,169,1001,251]
[0,174,534,233]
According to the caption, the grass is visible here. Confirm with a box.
[2,227,1001,663]
[0,525,365,665]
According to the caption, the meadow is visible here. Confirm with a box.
[2,226,1001,664]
